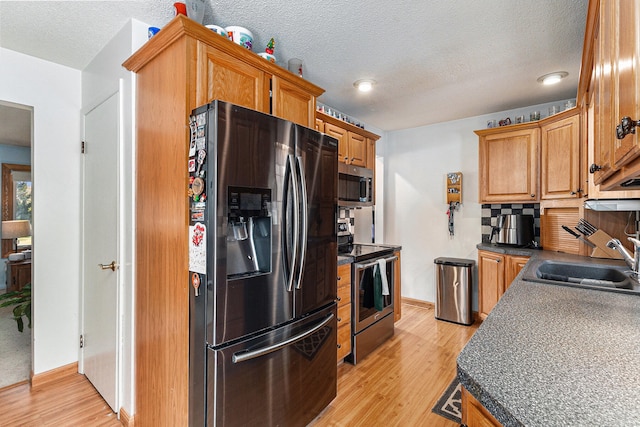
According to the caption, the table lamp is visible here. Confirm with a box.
[2,220,32,253]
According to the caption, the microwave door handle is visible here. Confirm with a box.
[295,155,307,290]
[286,154,300,292]
[231,313,334,363]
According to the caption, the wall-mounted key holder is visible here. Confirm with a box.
[446,172,462,204]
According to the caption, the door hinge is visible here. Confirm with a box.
[81,141,85,154]
[80,334,84,348]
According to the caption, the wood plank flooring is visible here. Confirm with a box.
[311,303,479,427]
[0,303,478,426]
[0,372,121,426]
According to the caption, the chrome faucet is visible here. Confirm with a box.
[606,237,640,274]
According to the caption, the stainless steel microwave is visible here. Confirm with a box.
[338,163,373,206]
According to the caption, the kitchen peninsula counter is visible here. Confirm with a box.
[458,249,640,426]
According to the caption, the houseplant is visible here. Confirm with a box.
[0,283,31,332]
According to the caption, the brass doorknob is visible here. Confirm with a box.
[98,261,118,271]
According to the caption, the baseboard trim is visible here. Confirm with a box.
[31,362,78,390]
[402,297,434,310]
[120,407,134,427]
[402,298,481,323]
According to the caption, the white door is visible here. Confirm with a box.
[82,92,120,412]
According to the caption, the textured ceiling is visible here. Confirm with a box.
[0,0,588,132]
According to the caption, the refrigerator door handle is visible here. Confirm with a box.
[286,154,300,292]
[295,155,308,290]
[231,313,334,363]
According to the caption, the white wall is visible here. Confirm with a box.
[379,99,574,308]
[82,18,148,416]
[0,47,82,373]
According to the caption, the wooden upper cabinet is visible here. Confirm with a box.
[477,125,540,203]
[347,131,367,167]
[592,0,616,184]
[316,111,380,167]
[612,0,640,169]
[366,137,376,170]
[324,122,349,162]
[271,75,316,127]
[581,0,640,189]
[197,41,269,112]
[541,110,581,199]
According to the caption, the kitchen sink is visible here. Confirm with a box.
[523,260,640,294]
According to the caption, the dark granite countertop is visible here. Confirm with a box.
[476,242,538,257]
[337,256,353,266]
[458,249,640,426]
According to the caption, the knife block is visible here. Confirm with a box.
[588,230,624,259]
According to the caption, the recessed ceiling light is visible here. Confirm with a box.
[353,79,375,92]
[537,71,569,85]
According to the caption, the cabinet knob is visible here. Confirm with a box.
[530,194,535,198]
[337,317,342,322]
[589,163,602,173]
[616,116,640,140]
[337,344,342,349]
[570,191,576,195]
[337,296,342,302]
[337,276,341,281]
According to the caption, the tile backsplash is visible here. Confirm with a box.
[481,203,541,244]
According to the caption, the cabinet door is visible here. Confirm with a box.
[478,251,505,319]
[593,0,616,184]
[541,113,581,199]
[324,122,349,163]
[612,0,640,168]
[271,76,315,128]
[315,118,324,132]
[197,42,268,112]
[462,387,501,427]
[479,128,540,203]
[505,255,529,290]
[347,132,367,167]
[366,138,376,170]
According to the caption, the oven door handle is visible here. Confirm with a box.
[355,255,397,270]
[231,313,334,363]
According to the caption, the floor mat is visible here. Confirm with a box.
[431,376,462,424]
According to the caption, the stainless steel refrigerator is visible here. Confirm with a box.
[188,101,338,426]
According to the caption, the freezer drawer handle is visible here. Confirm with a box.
[232,313,334,364]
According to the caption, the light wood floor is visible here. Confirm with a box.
[311,303,479,427]
[0,303,478,426]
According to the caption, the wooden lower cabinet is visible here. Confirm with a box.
[505,255,529,290]
[461,386,502,427]
[478,250,529,319]
[337,263,352,361]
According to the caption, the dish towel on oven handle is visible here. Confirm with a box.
[373,260,390,311]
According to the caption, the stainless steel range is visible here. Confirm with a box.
[338,220,396,364]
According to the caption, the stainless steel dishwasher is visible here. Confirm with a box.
[434,257,474,325]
